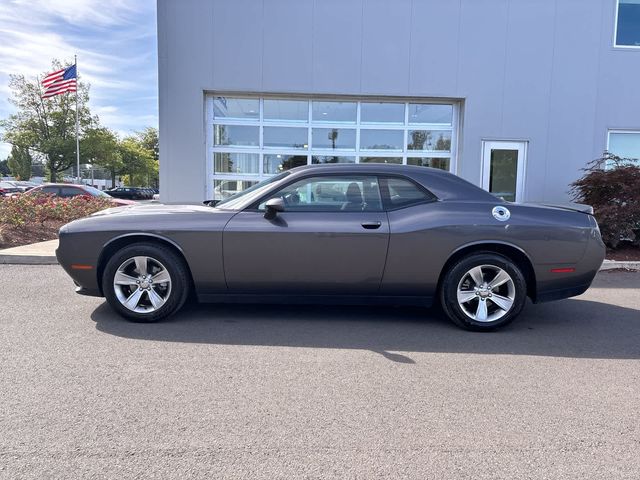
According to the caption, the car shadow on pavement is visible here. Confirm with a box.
[91,297,640,361]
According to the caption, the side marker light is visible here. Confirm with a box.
[71,264,93,270]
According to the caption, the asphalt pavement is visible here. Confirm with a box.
[1,265,639,479]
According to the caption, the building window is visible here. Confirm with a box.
[615,0,640,47]
[207,95,459,200]
[607,130,640,164]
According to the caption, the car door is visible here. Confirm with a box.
[377,175,441,296]
[223,174,390,295]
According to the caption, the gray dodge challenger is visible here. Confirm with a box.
[57,164,605,331]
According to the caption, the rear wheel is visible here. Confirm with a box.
[440,252,527,331]
[102,243,190,322]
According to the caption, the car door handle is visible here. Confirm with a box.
[361,221,382,230]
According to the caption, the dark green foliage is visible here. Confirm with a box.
[7,145,32,180]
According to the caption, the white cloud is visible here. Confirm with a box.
[4,0,150,29]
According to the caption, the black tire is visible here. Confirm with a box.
[102,243,190,322]
[439,252,527,331]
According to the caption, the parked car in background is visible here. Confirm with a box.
[107,187,152,200]
[0,181,21,197]
[26,183,135,207]
[2,180,39,193]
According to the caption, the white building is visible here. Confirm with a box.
[157,0,640,204]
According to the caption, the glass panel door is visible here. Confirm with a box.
[207,95,460,201]
[481,141,527,202]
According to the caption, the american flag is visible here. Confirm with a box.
[41,64,77,99]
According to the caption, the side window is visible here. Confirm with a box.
[59,187,83,198]
[381,177,435,209]
[41,186,59,195]
[259,175,383,212]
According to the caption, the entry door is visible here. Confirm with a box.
[222,175,390,295]
[481,141,527,202]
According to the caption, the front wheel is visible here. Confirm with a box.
[440,252,527,331]
[102,243,190,322]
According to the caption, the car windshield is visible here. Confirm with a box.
[215,172,290,210]
[83,185,112,197]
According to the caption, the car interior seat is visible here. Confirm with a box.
[341,182,363,211]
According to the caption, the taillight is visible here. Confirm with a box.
[589,215,602,240]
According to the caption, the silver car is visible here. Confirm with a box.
[56,164,605,331]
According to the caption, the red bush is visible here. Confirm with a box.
[570,154,640,248]
[0,193,114,227]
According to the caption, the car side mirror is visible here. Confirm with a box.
[264,197,285,219]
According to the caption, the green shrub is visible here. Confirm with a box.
[0,194,113,228]
[570,154,640,249]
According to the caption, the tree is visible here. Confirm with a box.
[6,145,32,180]
[435,134,451,151]
[279,155,307,172]
[137,127,158,161]
[119,136,157,186]
[0,159,10,176]
[0,59,94,182]
[82,127,122,186]
[408,130,428,150]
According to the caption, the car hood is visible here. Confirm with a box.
[61,202,236,235]
[91,203,216,217]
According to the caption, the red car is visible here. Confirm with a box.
[25,183,136,207]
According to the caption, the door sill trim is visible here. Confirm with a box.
[197,293,433,307]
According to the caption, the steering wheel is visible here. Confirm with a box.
[282,192,300,206]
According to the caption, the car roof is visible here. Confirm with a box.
[290,163,449,175]
[285,163,497,202]
[36,183,86,187]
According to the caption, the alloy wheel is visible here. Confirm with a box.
[113,256,172,313]
[456,264,515,322]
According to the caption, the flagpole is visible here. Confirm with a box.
[75,54,80,184]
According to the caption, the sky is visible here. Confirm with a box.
[0,0,158,159]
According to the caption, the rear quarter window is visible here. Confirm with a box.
[381,176,436,209]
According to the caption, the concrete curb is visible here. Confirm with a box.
[0,239,59,265]
[0,254,58,265]
[600,259,640,271]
